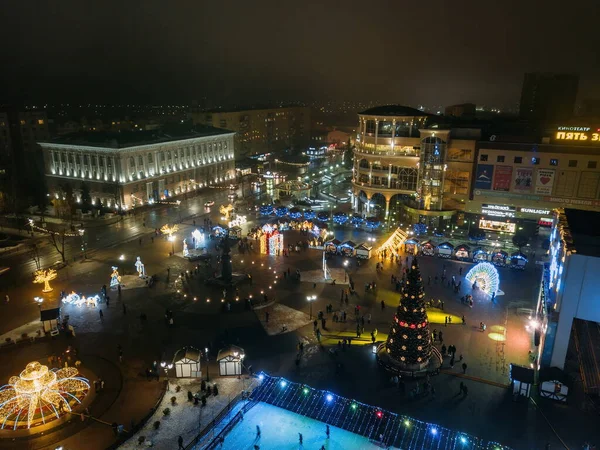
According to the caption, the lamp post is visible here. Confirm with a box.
[34,296,44,310]
[204,347,210,382]
[78,229,87,259]
[343,260,349,282]
[160,361,173,389]
[168,235,175,254]
[306,295,316,319]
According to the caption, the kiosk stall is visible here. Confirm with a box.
[339,240,356,257]
[355,243,372,259]
[437,242,454,259]
[472,248,488,263]
[421,240,436,257]
[491,250,509,267]
[454,244,471,261]
[510,252,528,270]
[404,238,420,255]
[324,239,341,254]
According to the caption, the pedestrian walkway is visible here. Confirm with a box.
[120,377,256,450]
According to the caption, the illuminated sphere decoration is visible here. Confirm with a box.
[465,262,500,296]
[0,362,90,429]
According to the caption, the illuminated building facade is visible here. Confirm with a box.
[192,106,310,159]
[537,209,600,372]
[466,130,600,235]
[352,105,478,227]
[39,124,235,209]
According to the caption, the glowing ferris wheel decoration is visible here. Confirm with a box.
[465,262,500,296]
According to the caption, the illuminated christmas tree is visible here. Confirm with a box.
[385,258,432,368]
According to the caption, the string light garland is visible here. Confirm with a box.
[252,373,513,450]
[28,219,81,237]
[274,159,310,167]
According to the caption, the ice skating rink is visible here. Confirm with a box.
[221,402,392,450]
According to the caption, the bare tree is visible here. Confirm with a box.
[29,244,41,270]
[48,230,67,263]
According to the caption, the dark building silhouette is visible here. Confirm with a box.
[519,73,579,124]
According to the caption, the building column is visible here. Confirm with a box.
[369,162,373,185]
[366,193,372,214]
[385,197,390,218]
[374,119,379,152]
[391,119,396,153]
[388,163,392,188]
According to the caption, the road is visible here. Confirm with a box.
[0,187,235,285]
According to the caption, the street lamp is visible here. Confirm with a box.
[34,297,44,310]
[78,229,87,259]
[204,347,210,382]
[160,361,173,388]
[343,260,349,282]
[306,295,316,319]
[168,234,175,254]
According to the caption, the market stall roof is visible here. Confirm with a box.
[493,250,509,256]
[437,242,454,249]
[173,346,201,363]
[510,252,528,260]
[510,364,535,384]
[340,240,357,248]
[455,244,470,251]
[405,238,420,245]
[40,307,61,322]
[325,239,341,246]
[420,240,436,247]
[473,247,488,254]
[217,345,245,361]
[229,226,242,232]
[356,243,373,250]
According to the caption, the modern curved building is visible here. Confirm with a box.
[352,105,478,227]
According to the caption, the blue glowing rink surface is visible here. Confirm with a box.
[221,402,392,450]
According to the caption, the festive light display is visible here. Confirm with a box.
[365,217,381,229]
[413,223,427,235]
[465,262,500,296]
[303,210,316,220]
[134,257,146,277]
[289,208,302,220]
[275,206,289,217]
[385,258,432,367]
[259,224,284,255]
[183,239,189,257]
[0,362,89,429]
[252,373,512,450]
[28,219,80,237]
[33,269,57,293]
[351,215,364,226]
[228,215,247,228]
[62,292,99,307]
[273,159,310,167]
[219,204,234,219]
[160,224,179,238]
[333,212,348,225]
[260,205,274,216]
[191,229,205,249]
[110,266,121,288]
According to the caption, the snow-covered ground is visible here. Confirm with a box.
[119,377,256,449]
[256,303,312,336]
[0,319,44,343]
[220,403,395,450]
[301,268,349,285]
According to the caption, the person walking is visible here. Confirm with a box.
[122,303,127,314]
[461,314,466,325]
[265,311,269,323]
[178,435,184,449]
[450,355,455,368]
[444,316,448,327]
[326,425,330,438]
[106,296,110,307]
[99,309,104,319]
[256,425,261,437]
[5,294,9,303]
[462,362,467,374]
[381,300,385,310]
[298,433,303,445]
[459,381,465,395]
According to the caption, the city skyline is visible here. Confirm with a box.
[2,0,598,109]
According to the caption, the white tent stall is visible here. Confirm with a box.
[217,345,245,376]
[173,346,201,378]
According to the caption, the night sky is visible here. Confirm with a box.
[2,0,599,109]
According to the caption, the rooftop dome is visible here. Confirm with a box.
[359,105,433,117]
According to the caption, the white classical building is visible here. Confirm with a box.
[39,124,235,209]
